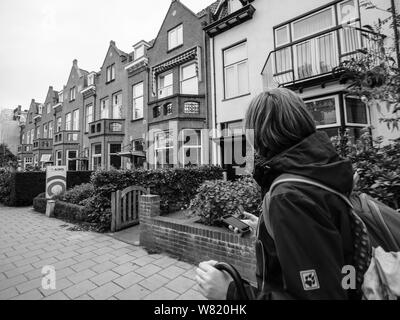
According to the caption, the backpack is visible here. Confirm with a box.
[263,174,400,300]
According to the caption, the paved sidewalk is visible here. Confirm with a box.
[0,205,205,300]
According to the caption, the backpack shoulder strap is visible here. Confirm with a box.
[262,174,353,240]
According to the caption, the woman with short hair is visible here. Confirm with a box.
[196,88,357,300]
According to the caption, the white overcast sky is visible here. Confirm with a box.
[0,0,215,111]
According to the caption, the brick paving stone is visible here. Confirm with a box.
[113,272,144,289]
[115,284,150,300]
[72,252,98,263]
[90,270,120,286]
[113,254,136,265]
[0,287,19,300]
[159,265,186,280]
[131,255,156,267]
[32,257,59,269]
[70,259,97,272]
[14,256,41,268]
[112,262,140,275]
[16,277,42,294]
[0,275,28,291]
[12,289,43,300]
[91,260,118,274]
[75,294,93,300]
[177,289,206,300]
[174,261,195,270]
[153,256,177,268]
[92,253,115,264]
[139,274,170,291]
[39,278,74,297]
[135,264,162,278]
[67,269,97,284]
[63,280,97,299]
[144,287,179,300]
[43,291,70,300]
[54,267,76,280]
[165,276,196,294]
[4,264,35,279]
[88,282,123,300]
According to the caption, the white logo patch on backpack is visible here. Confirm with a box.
[300,270,320,291]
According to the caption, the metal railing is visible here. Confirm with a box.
[262,26,383,88]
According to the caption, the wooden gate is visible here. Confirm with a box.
[111,186,149,232]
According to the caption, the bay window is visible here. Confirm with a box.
[158,72,173,98]
[101,98,110,119]
[72,109,79,130]
[67,150,78,171]
[85,104,93,132]
[109,144,122,169]
[48,121,53,139]
[133,82,144,120]
[180,63,198,95]
[92,144,102,170]
[181,129,202,167]
[112,92,122,119]
[65,113,72,130]
[56,117,62,133]
[154,131,174,168]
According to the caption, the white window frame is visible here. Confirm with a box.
[291,6,336,42]
[181,129,202,167]
[65,113,72,131]
[48,121,53,139]
[337,0,359,25]
[223,42,249,99]
[154,130,174,169]
[158,71,173,98]
[30,129,34,144]
[180,62,199,95]
[36,126,40,139]
[106,64,116,82]
[168,24,183,51]
[344,96,370,127]
[69,87,76,101]
[87,73,95,86]
[112,92,122,119]
[92,144,102,170]
[275,24,290,47]
[85,104,93,132]
[101,97,110,119]
[24,157,33,168]
[108,143,122,170]
[67,150,78,171]
[56,150,62,166]
[132,82,144,120]
[43,123,48,139]
[72,109,79,130]
[46,103,51,114]
[56,117,62,133]
[304,95,341,129]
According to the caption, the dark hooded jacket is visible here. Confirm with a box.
[227,131,357,300]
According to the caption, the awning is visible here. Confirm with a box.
[40,154,52,162]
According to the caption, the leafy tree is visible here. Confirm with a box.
[0,143,17,168]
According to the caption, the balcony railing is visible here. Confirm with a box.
[53,130,80,145]
[148,94,205,123]
[262,26,383,87]
[88,119,125,138]
[32,138,53,150]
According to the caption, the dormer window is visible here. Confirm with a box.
[88,73,95,86]
[135,45,145,60]
[106,64,116,83]
[168,24,183,51]
[38,104,43,115]
[228,0,242,14]
[58,91,64,103]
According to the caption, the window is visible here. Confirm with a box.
[164,103,173,116]
[43,123,48,139]
[180,63,198,94]
[56,151,62,166]
[305,96,340,128]
[158,72,173,98]
[67,133,78,142]
[338,0,358,24]
[184,101,200,114]
[135,46,145,60]
[72,109,79,130]
[30,129,34,144]
[345,97,369,125]
[101,98,110,119]
[133,139,144,151]
[154,131,174,168]
[69,87,76,101]
[24,157,33,168]
[275,25,290,47]
[153,106,161,118]
[168,24,183,50]
[85,105,93,132]
[106,64,115,82]
[292,7,335,40]
[36,126,40,139]
[48,121,53,139]
[224,42,249,99]
[109,144,122,169]
[46,103,51,114]
[112,92,122,119]
[133,82,144,120]
[181,129,202,167]
[58,92,64,103]
[38,104,43,115]
[67,150,78,171]
[228,0,242,14]
[92,144,102,170]
[27,132,30,145]
[87,73,95,86]
[22,133,25,144]
[65,113,72,130]
[56,117,62,133]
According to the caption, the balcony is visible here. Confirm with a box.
[53,130,80,145]
[262,26,383,88]
[32,138,53,151]
[148,94,206,124]
[88,119,125,139]
[17,144,32,155]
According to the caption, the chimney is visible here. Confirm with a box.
[110,40,116,46]
[73,59,78,67]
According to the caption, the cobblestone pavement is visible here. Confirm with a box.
[0,205,205,300]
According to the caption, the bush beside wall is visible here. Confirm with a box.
[53,201,86,222]
[33,193,46,213]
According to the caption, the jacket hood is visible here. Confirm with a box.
[254,131,354,195]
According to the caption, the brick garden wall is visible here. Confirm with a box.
[139,195,257,284]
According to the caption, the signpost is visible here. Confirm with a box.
[46,166,67,199]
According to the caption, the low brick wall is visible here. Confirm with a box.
[139,195,257,284]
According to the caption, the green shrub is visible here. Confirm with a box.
[189,176,261,226]
[332,128,400,209]
[0,168,13,205]
[33,193,46,213]
[56,183,95,206]
[80,194,112,232]
[54,201,86,222]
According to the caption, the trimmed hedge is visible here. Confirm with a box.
[0,171,93,207]
[33,193,47,213]
[54,201,86,222]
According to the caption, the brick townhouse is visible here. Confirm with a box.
[16,0,393,173]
